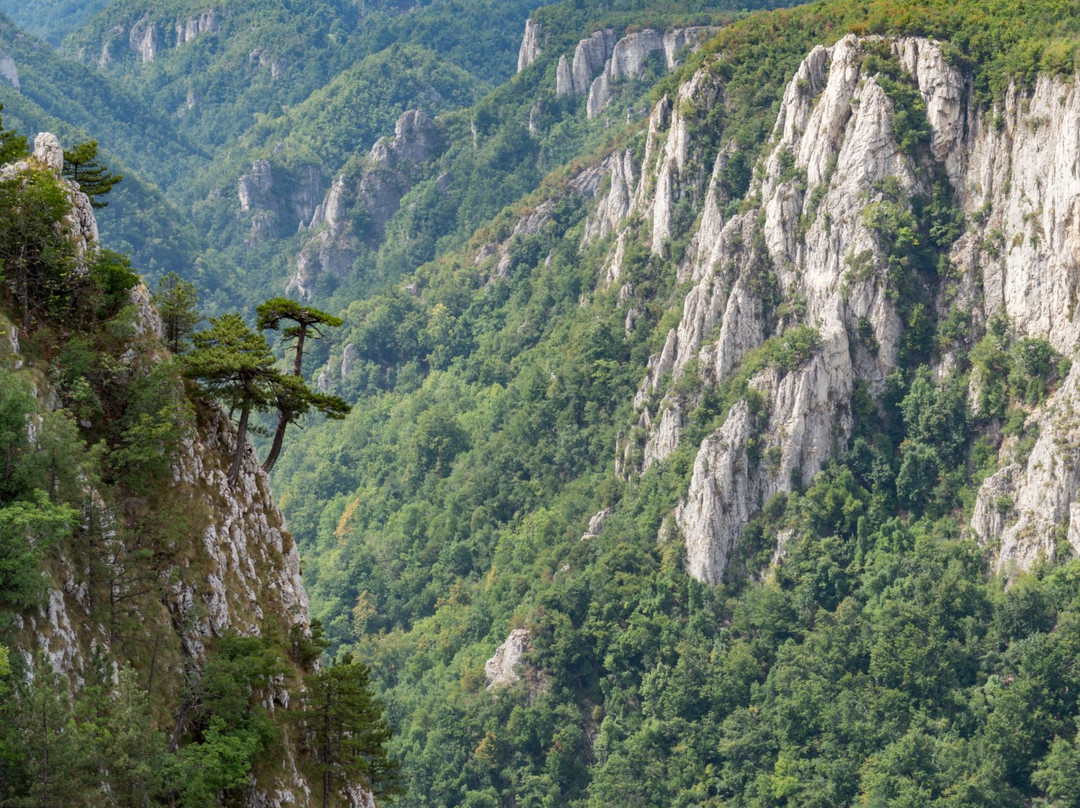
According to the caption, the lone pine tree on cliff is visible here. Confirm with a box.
[257,298,349,473]
[182,314,278,485]
[183,301,349,483]
[62,140,121,208]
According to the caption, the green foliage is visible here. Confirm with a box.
[0,490,76,608]
[297,654,402,805]
[970,314,1068,418]
[0,168,78,329]
[183,313,279,483]
[153,271,200,354]
[0,106,26,165]
[257,297,350,472]
[62,139,121,208]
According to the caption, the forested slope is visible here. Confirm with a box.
[11,0,1080,805]
[264,1,1080,806]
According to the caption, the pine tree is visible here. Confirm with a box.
[297,655,401,808]
[181,314,279,485]
[256,298,343,376]
[261,374,349,474]
[256,298,349,473]
[62,140,121,208]
[152,272,200,354]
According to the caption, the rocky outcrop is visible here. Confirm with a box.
[175,10,218,45]
[3,134,316,807]
[288,110,441,297]
[238,159,274,214]
[88,7,218,67]
[574,27,718,118]
[485,628,531,688]
[572,29,617,96]
[606,31,1080,581]
[555,55,574,97]
[2,133,100,253]
[613,36,977,584]
[517,19,542,72]
[238,160,325,245]
[583,149,636,243]
[129,14,158,62]
[169,405,310,656]
[961,72,1080,570]
[557,26,715,104]
[0,49,18,91]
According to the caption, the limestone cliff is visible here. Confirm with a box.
[287,110,441,298]
[551,26,717,117]
[517,19,542,72]
[237,159,325,245]
[90,6,219,66]
[2,134,323,808]
[582,33,1080,582]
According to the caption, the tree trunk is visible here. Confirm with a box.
[262,416,289,474]
[293,325,308,377]
[228,406,250,486]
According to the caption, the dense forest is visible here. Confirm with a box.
[4,0,1080,806]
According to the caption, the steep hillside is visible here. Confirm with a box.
[0,131,397,808]
[266,1,1080,806]
[0,0,109,43]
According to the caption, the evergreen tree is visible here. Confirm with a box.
[182,314,279,485]
[261,374,349,474]
[0,170,79,330]
[256,298,349,473]
[152,272,201,354]
[0,107,27,166]
[297,655,401,808]
[256,298,343,377]
[61,140,121,209]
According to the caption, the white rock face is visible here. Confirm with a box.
[129,14,158,62]
[33,132,64,173]
[572,29,616,96]
[583,149,636,243]
[612,32,1080,580]
[619,36,983,583]
[581,508,613,540]
[0,49,18,91]
[517,19,541,72]
[557,26,714,111]
[586,70,612,119]
[484,628,532,688]
[556,56,573,97]
[175,10,217,46]
[238,159,274,213]
[608,29,664,82]
[662,27,716,70]
[585,27,717,119]
[971,365,1080,572]
[288,111,439,297]
[170,406,310,655]
[15,134,99,255]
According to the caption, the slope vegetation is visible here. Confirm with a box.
[267,1,1080,806]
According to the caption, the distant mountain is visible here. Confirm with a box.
[0,0,109,44]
